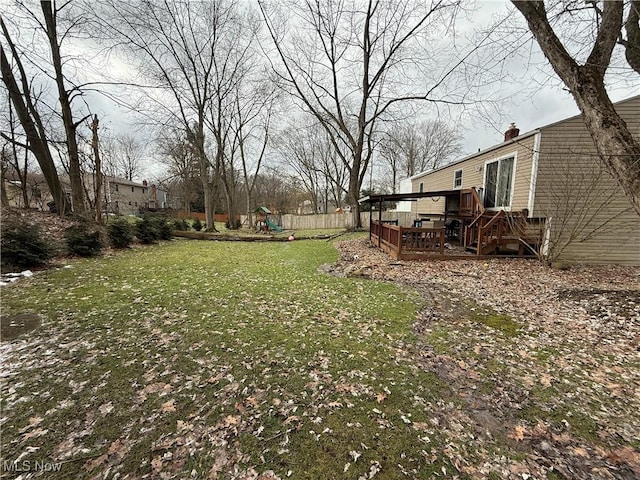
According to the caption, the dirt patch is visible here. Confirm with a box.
[1,313,42,341]
[1,206,75,247]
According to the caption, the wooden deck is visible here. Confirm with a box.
[370,218,541,261]
[371,221,448,260]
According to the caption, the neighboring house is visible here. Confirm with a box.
[406,95,639,265]
[2,172,169,216]
[2,170,70,211]
[104,177,169,215]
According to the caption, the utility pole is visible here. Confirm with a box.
[91,115,103,224]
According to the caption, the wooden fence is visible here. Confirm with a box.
[239,212,417,230]
[174,211,232,223]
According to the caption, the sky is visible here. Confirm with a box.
[90,0,637,163]
[2,0,638,182]
[452,1,638,156]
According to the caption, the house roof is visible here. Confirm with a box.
[409,94,640,182]
[409,129,539,181]
[105,176,146,187]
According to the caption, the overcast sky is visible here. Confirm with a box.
[86,0,638,161]
[454,1,638,155]
[3,0,638,181]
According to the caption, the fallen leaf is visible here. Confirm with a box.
[161,400,176,413]
[98,402,114,415]
[151,455,163,473]
[508,425,526,441]
[84,453,108,471]
[540,373,552,387]
[573,446,589,457]
[19,416,43,433]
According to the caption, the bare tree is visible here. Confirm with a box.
[94,0,259,231]
[620,0,640,74]
[378,119,462,192]
[260,0,491,227]
[1,93,32,207]
[512,0,640,215]
[112,133,146,182]
[278,122,349,213]
[1,16,67,214]
[1,0,97,214]
[156,128,200,213]
[232,83,277,229]
[41,0,88,213]
[90,115,103,224]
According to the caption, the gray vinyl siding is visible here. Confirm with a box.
[534,96,640,265]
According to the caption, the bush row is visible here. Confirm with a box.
[1,214,182,271]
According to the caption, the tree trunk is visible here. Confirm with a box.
[41,0,86,214]
[0,43,67,215]
[0,149,9,206]
[203,184,215,231]
[348,166,362,229]
[512,0,640,216]
[623,0,640,74]
[7,100,31,208]
[19,145,30,208]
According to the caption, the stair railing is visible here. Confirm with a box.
[477,210,505,255]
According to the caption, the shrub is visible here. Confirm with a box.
[65,223,104,257]
[107,218,135,249]
[227,218,241,229]
[136,216,159,244]
[192,218,203,231]
[153,216,173,240]
[172,219,189,231]
[1,221,53,270]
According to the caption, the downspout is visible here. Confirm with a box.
[527,131,541,216]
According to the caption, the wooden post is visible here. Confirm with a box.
[377,200,382,247]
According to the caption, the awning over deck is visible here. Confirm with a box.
[358,190,463,205]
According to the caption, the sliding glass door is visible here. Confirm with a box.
[484,156,514,208]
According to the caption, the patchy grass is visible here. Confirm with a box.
[470,310,522,337]
[1,239,454,479]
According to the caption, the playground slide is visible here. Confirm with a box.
[265,218,283,232]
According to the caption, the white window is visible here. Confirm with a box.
[484,156,515,208]
[453,169,463,189]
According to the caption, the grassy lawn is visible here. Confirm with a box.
[1,238,453,479]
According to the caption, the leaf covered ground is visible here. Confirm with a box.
[1,236,639,479]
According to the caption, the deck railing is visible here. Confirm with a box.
[371,220,444,259]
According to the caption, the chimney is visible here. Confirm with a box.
[504,123,519,142]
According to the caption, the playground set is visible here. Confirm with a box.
[254,206,283,233]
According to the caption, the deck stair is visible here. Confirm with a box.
[464,210,540,257]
